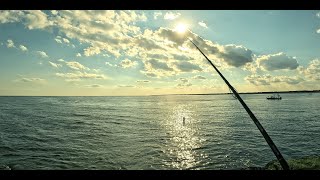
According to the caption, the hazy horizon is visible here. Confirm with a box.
[1,10,320,96]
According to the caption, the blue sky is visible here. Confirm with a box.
[0,10,319,96]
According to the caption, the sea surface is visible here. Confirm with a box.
[0,93,319,170]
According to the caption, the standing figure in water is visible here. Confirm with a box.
[183,117,185,126]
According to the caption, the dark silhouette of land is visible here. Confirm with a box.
[153,90,320,96]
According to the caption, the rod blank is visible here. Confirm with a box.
[189,38,289,170]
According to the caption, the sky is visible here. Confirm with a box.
[0,10,319,96]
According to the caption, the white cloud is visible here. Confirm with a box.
[105,62,115,67]
[119,59,138,68]
[62,38,70,43]
[154,12,162,20]
[65,61,88,70]
[57,58,65,62]
[298,59,320,80]
[164,12,181,20]
[56,71,107,79]
[48,61,62,68]
[198,21,208,28]
[0,11,23,23]
[55,38,62,43]
[136,80,150,83]
[36,51,49,58]
[16,77,46,84]
[317,12,320,18]
[85,84,103,88]
[118,85,135,88]
[19,45,28,51]
[256,52,299,71]
[177,78,188,83]
[24,10,52,30]
[76,53,82,57]
[193,75,206,80]
[6,39,15,48]
[51,10,58,15]
[0,10,52,30]
[317,29,320,34]
[176,78,192,88]
[84,46,101,57]
[0,10,263,81]
[245,74,303,86]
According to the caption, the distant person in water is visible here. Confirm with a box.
[183,117,185,126]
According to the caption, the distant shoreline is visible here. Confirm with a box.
[0,90,319,97]
[153,90,320,96]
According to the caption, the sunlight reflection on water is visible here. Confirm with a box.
[162,105,208,169]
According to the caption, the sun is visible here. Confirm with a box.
[175,23,188,33]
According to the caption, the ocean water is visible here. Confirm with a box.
[0,93,319,170]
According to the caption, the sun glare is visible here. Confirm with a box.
[175,23,187,33]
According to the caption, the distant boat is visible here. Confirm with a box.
[266,93,282,100]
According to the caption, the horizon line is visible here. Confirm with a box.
[0,89,319,97]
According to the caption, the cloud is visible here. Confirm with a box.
[176,78,192,87]
[15,77,46,84]
[172,54,192,61]
[257,52,299,71]
[198,21,208,28]
[145,59,174,71]
[0,10,260,80]
[177,83,192,87]
[147,53,168,60]
[219,45,253,67]
[317,12,320,18]
[65,61,89,70]
[0,11,25,23]
[19,45,28,51]
[6,39,15,48]
[51,10,58,15]
[173,61,203,72]
[36,51,49,58]
[135,37,165,51]
[105,62,116,67]
[164,12,181,20]
[193,75,206,80]
[55,38,62,43]
[136,80,150,83]
[24,10,53,30]
[118,85,135,88]
[55,35,75,48]
[62,38,70,43]
[76,53,81,57]
[57,58,65,62]
[85,84,103,88]
[55,71,107,79]
[245,74,303,86]
[119,59,138,68]
[0,10,53,30]
[141,71,158,78]
[298,59,320,80]
[154,12,162,20]
[21,78,45,82]
[317,29,320,34]
[178,78,188,83]
[84,46,101,57]
[242,62,258,73]
[48,61,62,68]
[6,39,28,52]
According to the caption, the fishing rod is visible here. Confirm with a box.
[188,38,290,170]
